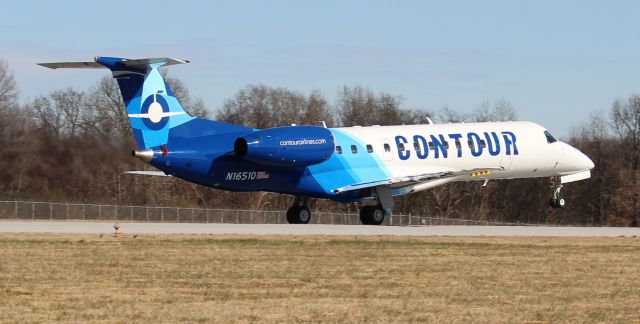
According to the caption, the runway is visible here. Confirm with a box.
[0,221,639,237]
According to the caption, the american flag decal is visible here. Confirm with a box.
[257,171,270,179]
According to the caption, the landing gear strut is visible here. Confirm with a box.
[549,177,566,209]
[286,196,311,224]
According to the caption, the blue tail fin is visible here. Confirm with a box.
[95,57,196,149]
[40,56,251,150]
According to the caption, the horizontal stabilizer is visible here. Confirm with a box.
[120,57,189,67]
[38,57,189,70]
[125,171,171,177]
[38,61,104,69]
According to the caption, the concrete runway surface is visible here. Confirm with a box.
[0,221,639,237]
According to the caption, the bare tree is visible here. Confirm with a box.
[217,84,332,128]
[0,59,18,111]
[437,105,469,123]
[472,99,517,122]
[84,76,128,138]
[336,85,432,126]
[52,88,84,137]
[611,95,640,170]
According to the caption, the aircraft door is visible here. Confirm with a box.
[499,153,513,170]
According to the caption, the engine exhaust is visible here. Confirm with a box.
[132,149,154,162]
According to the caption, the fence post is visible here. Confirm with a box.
[49,203,53,220]
[32,202,35,220]
[192,209,195,223]
[161,208,164,223]
[235,210,239,224]
[66,203,69,220]
[98,205,102,220]
[176,208,180,223]
[129,206,133,221]
[146,206,149,222]
[14,200,18,219]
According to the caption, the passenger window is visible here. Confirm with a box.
[398,143,405,151]
[413,142,421,152]
[480,140,486,148]
[468,140,475,149]
[384,143,391,152]
[366,144,373,153]
[455,141,461,149]
[443,141,450,149]
[351,145,358,154]
[336,146,342,154]
[428,142,435,150]
[544,131,557,143]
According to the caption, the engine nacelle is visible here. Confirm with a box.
[234,126,335,167]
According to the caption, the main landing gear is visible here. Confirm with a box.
[549,177,566,209]
[286,196,311,224]
[359,186,394,225]
[360,205,385,225]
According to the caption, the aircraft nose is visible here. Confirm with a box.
[572,148,594,171]
[583,154,595,170]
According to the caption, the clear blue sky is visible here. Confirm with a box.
[2,0,639,136]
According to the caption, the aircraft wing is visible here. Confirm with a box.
[332,167,504,193]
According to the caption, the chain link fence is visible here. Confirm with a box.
[0,200,533,226]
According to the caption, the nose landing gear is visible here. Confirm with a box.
[549,177,566,208]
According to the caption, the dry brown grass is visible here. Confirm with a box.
[1,234,640,323]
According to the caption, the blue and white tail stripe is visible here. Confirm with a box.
[123,62,194,149]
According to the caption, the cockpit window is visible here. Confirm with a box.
[544,131,557,144]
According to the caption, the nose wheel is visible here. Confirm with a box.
[549,177,566,209]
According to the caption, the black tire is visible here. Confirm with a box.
[286,206,299,224]
[286,206,311,224]
[360,206,374,225]
[359,205,385,225]
[549,198,558,208]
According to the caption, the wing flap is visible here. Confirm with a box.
[333,167,504,193]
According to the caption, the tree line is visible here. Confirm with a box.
[0,58,637,225]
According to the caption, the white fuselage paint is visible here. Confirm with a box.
[333,121,593,193]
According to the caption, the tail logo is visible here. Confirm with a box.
[128,94,185,130]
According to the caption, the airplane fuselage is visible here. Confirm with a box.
[149,121,593,202]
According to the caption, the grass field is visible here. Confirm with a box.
[1,234,640,323]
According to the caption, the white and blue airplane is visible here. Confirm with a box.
[39,57,595,225]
